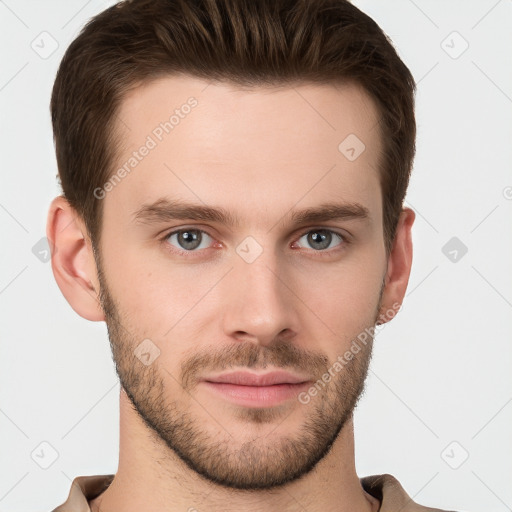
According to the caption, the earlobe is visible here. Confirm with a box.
[46,196,105,321]
[378,207,415,325]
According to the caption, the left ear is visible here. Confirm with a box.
[377,207,415,325]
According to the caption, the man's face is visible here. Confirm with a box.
[95,75,387,490]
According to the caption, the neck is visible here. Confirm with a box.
[90,390,379,512]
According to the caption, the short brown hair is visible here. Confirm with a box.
[50,0,416,256]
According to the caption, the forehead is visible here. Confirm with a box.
[106,74,383,228]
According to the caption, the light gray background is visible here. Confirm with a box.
[1,1,511,511]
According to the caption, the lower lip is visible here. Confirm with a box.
[201,381,311,408]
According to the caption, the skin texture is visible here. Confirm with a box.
[47,75,415,512]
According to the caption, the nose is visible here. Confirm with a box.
[221,248,300,347]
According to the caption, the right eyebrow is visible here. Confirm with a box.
[133,198,240,227]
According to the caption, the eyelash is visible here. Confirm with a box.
[159,227,350,258]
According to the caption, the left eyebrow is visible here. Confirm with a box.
[132,197,371,229]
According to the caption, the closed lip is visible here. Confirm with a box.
[202,370,311,386]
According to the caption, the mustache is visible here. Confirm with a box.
[180,338,330,391]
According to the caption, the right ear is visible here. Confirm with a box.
[46,196,105,321]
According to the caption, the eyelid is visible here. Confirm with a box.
[296,226,348,240]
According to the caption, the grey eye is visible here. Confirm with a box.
[166,229,213,251]
[297,230,343,251]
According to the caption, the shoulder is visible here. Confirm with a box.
[51,474,114,512]
[360,473,463,512]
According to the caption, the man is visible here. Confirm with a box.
[46,0,456,510]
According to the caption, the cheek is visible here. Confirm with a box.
[292,252,384,351]
[103,240,225,343]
